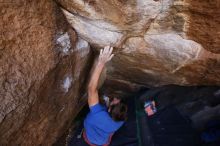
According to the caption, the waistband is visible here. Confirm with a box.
[83,129,113,146]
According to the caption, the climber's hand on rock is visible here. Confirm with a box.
[98,46,114,65]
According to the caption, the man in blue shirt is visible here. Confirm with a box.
[83,46,128,146]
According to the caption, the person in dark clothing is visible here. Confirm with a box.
[83,46,128,146]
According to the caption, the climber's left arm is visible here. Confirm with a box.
[87,46,114,106]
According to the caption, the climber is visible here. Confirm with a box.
[83,46,128,146]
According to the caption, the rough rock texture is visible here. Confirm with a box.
[186,0,220,53]
[58,0,220,91]
[1,0,220,145]
[0,1,92,145]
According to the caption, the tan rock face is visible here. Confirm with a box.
[186,0,220,53]
[0,0,220,145]
[58,0,220,90]
[0,1,92,145]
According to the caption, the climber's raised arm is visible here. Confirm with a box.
[87,46,114,106]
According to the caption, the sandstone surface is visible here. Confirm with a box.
[58,0,220,92]
[1,0,220,145]
[0,1,92,145]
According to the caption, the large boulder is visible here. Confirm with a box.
[58,0,220,90]
[0,0,220,145]
[0,1,92,145]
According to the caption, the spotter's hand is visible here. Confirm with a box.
[98,46,114,65]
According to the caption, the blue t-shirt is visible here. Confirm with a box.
[84,103,124,145]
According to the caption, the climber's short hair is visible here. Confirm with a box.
[109,101,128,121]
